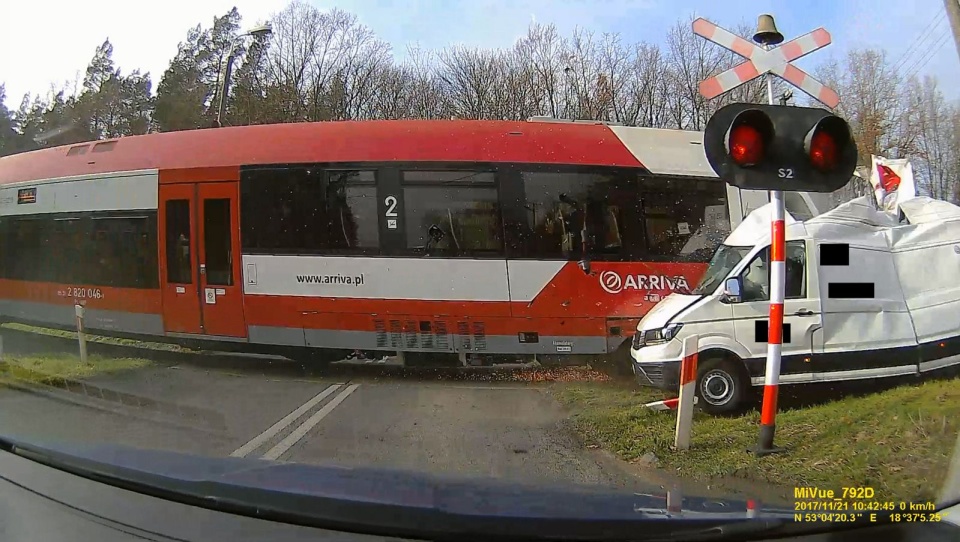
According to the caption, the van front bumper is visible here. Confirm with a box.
[631,339,683,391]
[633,360,680,391]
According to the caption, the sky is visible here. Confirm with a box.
[1,0,957,110]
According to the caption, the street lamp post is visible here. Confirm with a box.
[215,23,273,128]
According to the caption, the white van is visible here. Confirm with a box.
[631,195,960,414]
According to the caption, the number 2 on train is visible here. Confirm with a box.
[384,195,398,229]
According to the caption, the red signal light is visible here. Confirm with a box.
[809,130,838,172]
[805,116,851,174]
[728,124,765,166]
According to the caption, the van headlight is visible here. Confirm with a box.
[644,323,684,345]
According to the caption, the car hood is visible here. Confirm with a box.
[6,438,793,527]
[637,294,703,331]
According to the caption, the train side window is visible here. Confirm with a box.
[401,170,503,256]
[85,216,158,288]
[240,167,326,254]
[515,171,644,261]
[35,219,61,282]
[640,177,730,263]
[166,200,192,284]
[0,213,158,289]
[324,170,379,252]
[57,218,89,284]
[203,199,233,286]
[0,217,71,282]
[0,220,6,278]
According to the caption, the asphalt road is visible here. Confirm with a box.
[0,346,650,492]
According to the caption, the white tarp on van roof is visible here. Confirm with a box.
[723,195,960,248]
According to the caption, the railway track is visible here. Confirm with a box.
[0,326,615,384]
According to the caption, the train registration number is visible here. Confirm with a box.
[57,287,104,300]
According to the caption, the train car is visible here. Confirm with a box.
[0,118,829,369]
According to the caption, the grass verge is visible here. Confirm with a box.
[554,377,960,503]
[0,354,151,385]
[1,322,186,352]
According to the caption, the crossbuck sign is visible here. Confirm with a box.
[692,18,840,108]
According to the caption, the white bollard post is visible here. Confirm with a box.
[674,335,699,450]
[666,487,683,516]
[75,302,88,365]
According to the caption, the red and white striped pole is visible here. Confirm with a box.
[755,52,786,455]
[644,397,679,411]
[674,335,699,450]
[756,189,785,454]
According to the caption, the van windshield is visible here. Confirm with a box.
[692,244,752,295]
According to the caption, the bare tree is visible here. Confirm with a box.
[562,28,604,120]
[266,0,322,121]
[816,49,907,164]
[514,23,568,118]
[367,64,412,120]
[492,49,541,120]
[401,45,450,119]
[322,11,392,120]
[905,75,960,201]
[617,43,670,127]
[664,18,727,130]
[437,46,503,119]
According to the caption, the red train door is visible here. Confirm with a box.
[159,180,247,338]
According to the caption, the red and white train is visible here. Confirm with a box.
[0,118,828,368]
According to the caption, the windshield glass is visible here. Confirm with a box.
[692,244,752,295]
[1,1,959,537]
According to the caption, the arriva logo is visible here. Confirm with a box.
[599,271,691,295]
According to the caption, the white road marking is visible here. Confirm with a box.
[230,384,342,458]
[261,384,361,461]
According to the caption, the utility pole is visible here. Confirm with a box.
[945,0,960,61]
[214,23,273,128]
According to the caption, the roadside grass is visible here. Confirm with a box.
[555,377,960,503]
[0,354,151,385]
[1,322,186,352]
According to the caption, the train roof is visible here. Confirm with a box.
[0,119,718,186]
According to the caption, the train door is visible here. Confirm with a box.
[159,180,246,338]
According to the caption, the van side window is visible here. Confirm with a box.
[740,241,806,302]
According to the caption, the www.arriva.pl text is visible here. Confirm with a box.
[295,274,365,286]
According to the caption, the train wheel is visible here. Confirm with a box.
[598,343,634,379]
[285,348,351,365]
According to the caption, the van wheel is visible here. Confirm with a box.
[696,357,748,415]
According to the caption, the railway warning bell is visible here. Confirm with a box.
[702,103,858,193]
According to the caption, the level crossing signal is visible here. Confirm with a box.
[702,103,858,193]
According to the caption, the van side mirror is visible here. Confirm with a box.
[721,277,742,304]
